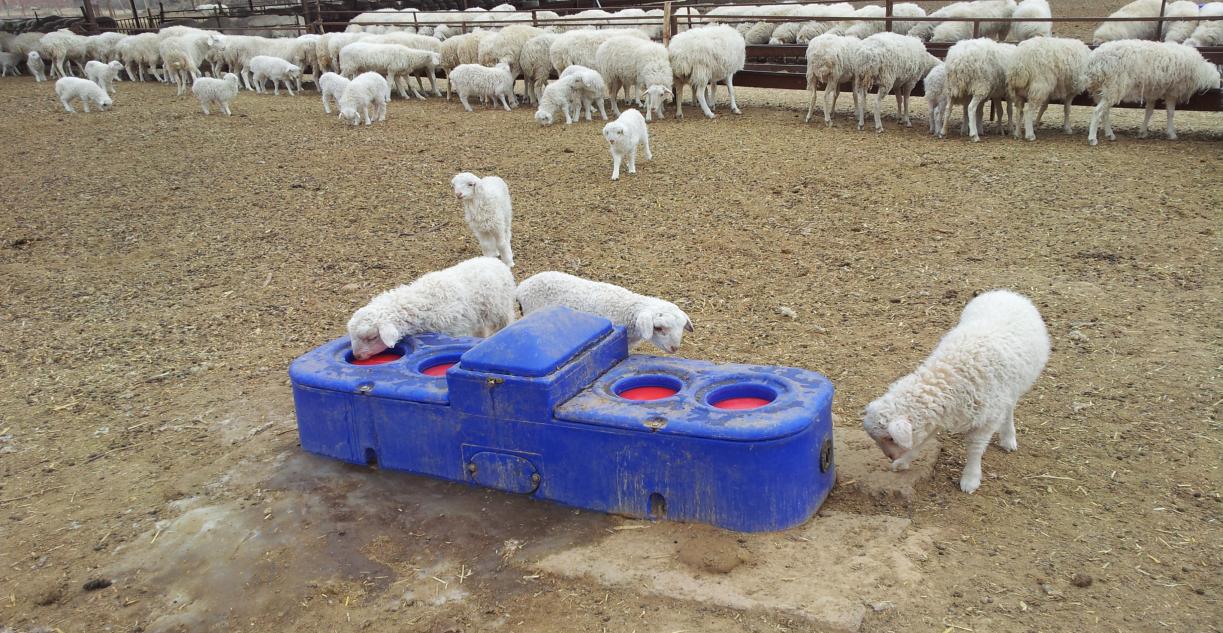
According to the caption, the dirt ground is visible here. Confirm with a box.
[1,56,1221,633]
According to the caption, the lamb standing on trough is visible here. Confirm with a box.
[862,289,1049,494]
[27,51,46,81]
[84,60,125,94]
[1085,40,1221,145]
[191,73,240,115]
[55,76,112,112]
[448,61,515,112]
[318,71,350,114]
[451,172,514,268]
[668,24,746,119]
[602,108,652,181]
[249,55,301,95]
[1006,37,1089,140]
[516,271,693,354]
[347,257,517,361]
[338,71,391,126]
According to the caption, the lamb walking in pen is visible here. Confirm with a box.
[191,73,240,115]
[668,24,746,119]
[318,71,350,114]
[853,32,939,132]
[452,173,514,268]
[862,290,1049,494]
[559,64,610,121]
[55,76,112,113]
[84,60,125,94]
[803,33,862,126]
[603,108,652,181]
[347,257,516,361]
[26,51,46,81]
[938,37,1017,141]
[448,61,515,112]
[1085,40,1221,145]
[338,71,391,126]
[923,62,948,135]
[249,55,301,96]
[516,272,693,354]
[534,74,583,125]
[1006,36,1089,140]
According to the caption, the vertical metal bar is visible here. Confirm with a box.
[884,0,892,33]
[1157,0,1168,40]
[81,0,98,32]
[972,18,979,38]
[128,0,140,30]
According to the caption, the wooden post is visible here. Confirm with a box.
[972,19,979,38]
[312,0,322,34]
[663,0,673,45]
[128,0,140,30]
[81,0,98,32]
[884,0,892,33]
[1156,0,1168,40]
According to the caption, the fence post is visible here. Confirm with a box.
[214,4,222,30]
[127,0,139,29]
[158,1,163,24]
[1156,0,1168,40]
[971,19,979,38]
[884,0,892,33]
[312,0,322,34]
[663,0,674,45]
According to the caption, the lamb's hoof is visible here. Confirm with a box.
[1137,131,1148,139]
[889,461,911,472]
[971,136,981,143]
[959,475,981,494]
[1167,133,1178,140]
[1088,138,1098,146]
[731,108,742,115]
[1063,127,1073,135]
[998,437,1018,452]
[610,176,619,181]
[1106,134,1116,142]
[875,127,883,134]
[1025,134,1035,142]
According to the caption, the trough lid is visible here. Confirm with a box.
[460,306,613,377]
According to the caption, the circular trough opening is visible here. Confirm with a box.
[418,352,465,377]
[706,384,778,411]
[614,375,683,401]
[348,350,404,366]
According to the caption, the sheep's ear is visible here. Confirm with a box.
[887,418,913,449]
[634,312,654,339]
[684,318,694,333]
[377,322,401,348]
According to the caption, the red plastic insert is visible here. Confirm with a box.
[350,351,403,366]
[618,386,679,401]
[712,396,772,410]
[420,362,456,377]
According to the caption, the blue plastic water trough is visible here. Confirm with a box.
[289,306,835,532]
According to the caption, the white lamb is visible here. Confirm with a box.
[27,51,46,82]
[1184,2,1223,47]
[1006,0,1052,41]
[451,173,514,268]
[938,38,1017,141]
[559,64,609,121]
[347,257,516,360]
[1161,1,1200,43]
[534,74,583,125]
[603,108,652,181]
[519,32,557,105]
[191,73,240,116]
[923,62,948,134]
[516,271,693,354]
[668,24,746,119]
[1092,0,1164,44]
[338,71,390,126]
[1006,37,1089,140]
[84,59,124,94]
[448,61,515,112]
[339,42,440,100]
[804,33,862,127]
[930,0,1017,43]
[595,36,672,120]
[0,52,21,76]
[863,290,1048,494]
[853,32,939,132]
[54,76,112,113]
[318,71,350,114]
[249,55,301,95]
[1085,40,1221,145]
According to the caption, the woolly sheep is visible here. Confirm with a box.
[340,42,440,100]
[191,73,240,115]
[249,55,301,96]
[519,32,557,105]
[938,37,1017,141]
[1162,1,1200,43]
[161,34,211,96]
[741,4,797,45]
[41,29,88,78]
[347,257,516,361]
[448,61,515,112]
[0,32,14,53]
[11,32,46,58]
[452,173,514,268]
[86,32,124,63]
[794,3,858,44]
[338,71,391,126]
[318,32,364,74]
[55,76,112,113]
[318,71,350,114]
[594,36,672,120]
[1092,0,1163,44]
[1085,40,1221,145]
[548,28,648,74]
[208,34,295,90]
[26,51,46,82]
[116,33,162,82]
[477,23,542,79]
[1006,0,1052,41]
[516,271,693,353]
[923,62,948,134]
[534,74,583,125]
[84,60,125,94]
[930,0,1017,43]
[771,4,833,44]
[440,31,491,80]
[668,24,746,119]
[603,108,652,181]
[367,32,443,95]
[839,5,887,38]
[1006,37,1089,140]
[804,33,862,127]
[559,64,610,121]
[862,289,1049,494]
[1184,2,1223,47]
[0,52,21,76]
[853,32,939,132]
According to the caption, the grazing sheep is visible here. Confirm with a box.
[595,36,672,120]
[318,71,350,113]
[1092,0,1163,44]
[603,108,652,181]
[249,55,301,95]
[477,23,542,78]
[340,42,440,100]
[191,72,240,115]
[559,64,610,121]
[930,0,1017,43]
[85,32,125,64]
[0,52,21,76]
[367,32,443,95]
[27,51,46,81]
[439,31,491,83]
[854,32,939,132]
[1006,37,1089,140]
[792,3,857,44]
[451,172,514,268]
[347,257,516,360]
[1161,1,1200,43]
[84,59,125,94]
[40,29,88,78]
[534,74,583,125]
[338,71,391,126]
[10,32,46,58]
[923,62,948,134]
[519,32,557,105]
[548,28,648,73]
[741,4,799,45]
[668,24,746,119]
[448,61,515,112]
[1085,40,1221,145]
[840,5,888,38]
[160,34,212,96]
[938,37,1017,141]
[862,289,1049,494]
[804,33,863,127]
[319,32,364,74]
[516,271,693,353]
[1184,2,1223,47]
[55,76,112,112]
[1006,0,1052,41]
[115,33,162,82]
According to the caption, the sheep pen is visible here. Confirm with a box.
[0,15,1221,633]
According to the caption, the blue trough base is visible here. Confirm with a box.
[289,306,835,532]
